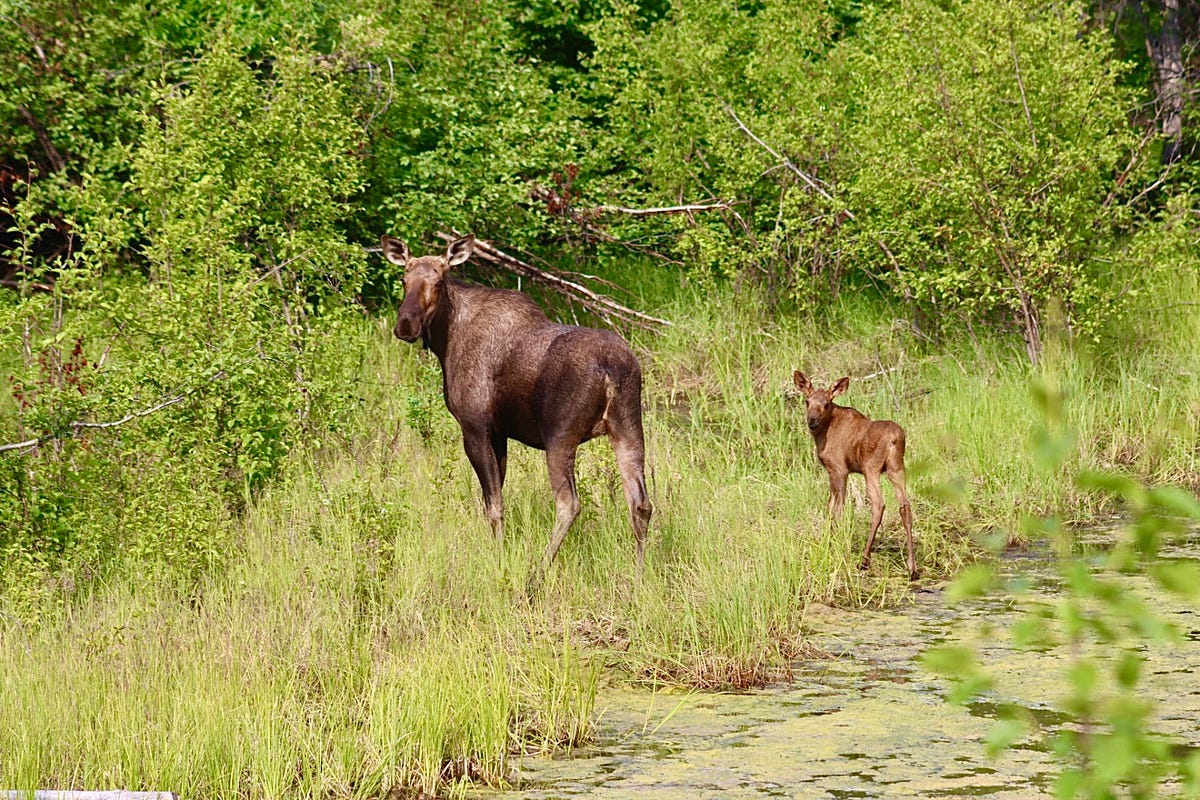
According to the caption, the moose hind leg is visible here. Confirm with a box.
[861,470,885,571]
[463,429,505,545]
[889,466,919,580]
[539,441,581,577]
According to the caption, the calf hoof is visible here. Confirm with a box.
[858,557,871,571]
[908,567,922,581]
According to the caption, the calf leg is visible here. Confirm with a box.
[610,433,652,568]
[827,470,848,523]
[463,428,505,545]
[862,470,884,570]
[888,467,918,580]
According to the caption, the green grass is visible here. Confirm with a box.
[2,273,1199,797]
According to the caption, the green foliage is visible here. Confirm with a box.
[1,36,370,593]
[343,0,590,253]
[844,0,1142,363]
[582,0,841,288]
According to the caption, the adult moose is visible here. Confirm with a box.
[382,233,652,582]
[793,371,918,580]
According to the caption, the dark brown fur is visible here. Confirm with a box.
[383,234,652,581]
[793,371,918,580]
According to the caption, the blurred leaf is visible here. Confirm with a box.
[1031,380,1064,423]
[1114,651,1141,689]
[1032,428,1076,471]
[948,674,993,705]
[1149,561,1200,599]
[1066,661,1098,705]
[1145,486,1200,520]
[946,564,997,601]
[1055,598,1086,639]
[928,477,968,504]
[984,718,1027,757]
[1104,542,1138,573]
[1053,767,1085,800]
[1013,614,1057,650]
[1092,732,1137,785]
[921,645,978,677]
[1077,469,1147,506]
[1182,750,1200,793]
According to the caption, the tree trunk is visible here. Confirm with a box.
[1143,0,1186,164]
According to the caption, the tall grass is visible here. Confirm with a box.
[2,272,1198,797]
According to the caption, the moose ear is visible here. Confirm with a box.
[831,376,850,397]
[445,235,475,268]
[381,235,410,266]
[793,370,813,396]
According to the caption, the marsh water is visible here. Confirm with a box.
[498,530,1200,799]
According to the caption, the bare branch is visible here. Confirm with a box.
[0,437,40,455]
[592,201,734,216]
[237,248,314,297]
[0,369,228,455]
[529,186,715,264]
[0,278,54,293]
[17,105,66,173]
[70,379,215,431]
[1009,22,1038,150]
[722,103,851,216]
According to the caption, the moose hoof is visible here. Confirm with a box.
[858,558,871,572]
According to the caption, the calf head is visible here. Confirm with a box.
[382,234,475,341]
[793,371,850,432]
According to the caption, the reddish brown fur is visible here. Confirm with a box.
[383,234,652,583]
[793,371,918,580]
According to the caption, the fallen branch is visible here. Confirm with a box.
[17,105,66,174]
[435,232,671,331]
[0,369,227,455]
[0,278,54,293]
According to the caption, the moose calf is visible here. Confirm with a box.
[793,371,918,580]
[383,234,652,584]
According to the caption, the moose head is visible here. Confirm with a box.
[381,235,475,342]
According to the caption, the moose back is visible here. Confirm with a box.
[383,234,652,578]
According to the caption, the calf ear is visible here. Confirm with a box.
[381,236,410,266]
[793,370,813,396]
[445,234,475,268]
[831,376,850,397]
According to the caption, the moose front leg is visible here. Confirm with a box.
[611,436,651,569]
[827,470,848,522]
[462,428,505,545]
